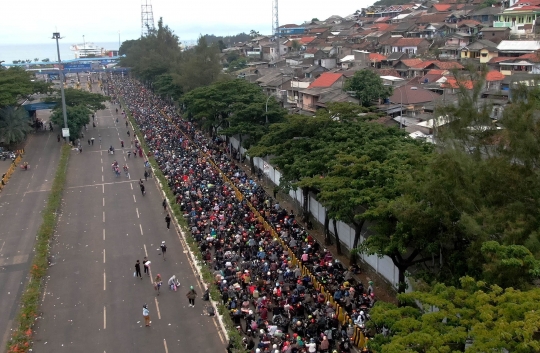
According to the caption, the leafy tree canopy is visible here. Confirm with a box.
[368,277,540,353]
[0,67,52,108]
[343,69,392,107]
[182,79,286,146]
[50,105,91,141]
[45,88,108,112]
[0,107,32,146]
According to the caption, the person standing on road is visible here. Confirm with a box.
[143,257,150,276]
[162,199,167,212]
[155,274,162,295]
[144,170,148,180]
[160,241,167,260]
[186,286,198,307]
[140,183,145,196]
[135,260,142,279]
[143,304,150,327]
[165,213,171,230]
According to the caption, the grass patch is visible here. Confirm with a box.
[119,97,246,352]
[6,144,70,353]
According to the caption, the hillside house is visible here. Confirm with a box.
[461,40,499,63]
[493,5,540,35]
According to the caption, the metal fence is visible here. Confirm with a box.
[228,136,407,290]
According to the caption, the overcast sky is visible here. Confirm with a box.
[2,0,371,45]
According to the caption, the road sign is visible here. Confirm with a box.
[62,128,70,137]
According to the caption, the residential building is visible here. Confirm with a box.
[479,27,511,43]
[497,40,540,56]
[493,5,540,35]
[298,72,345,113]
[461,39,499,63]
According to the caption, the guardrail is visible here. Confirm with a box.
[159,111,368,349]
[0,150,25,192]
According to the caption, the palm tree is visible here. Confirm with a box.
[0,107,32,147]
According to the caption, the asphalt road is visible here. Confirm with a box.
[0,111,61,350]
[30,79,226,352]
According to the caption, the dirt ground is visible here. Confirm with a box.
[233,158,398,306]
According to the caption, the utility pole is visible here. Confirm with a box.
[52,32,69,142]
[272,0,280,61]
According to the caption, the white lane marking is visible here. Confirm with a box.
[103,271,106,291]
[163,339,168,353]
[103,249,106,263]
[136,208,139,218]
[0,241,5,253]
[103,211,105,223]
[102,184,105,193]
[139,224,143,235]
[101,158,103,164]
[103,229,105,241]
[130,183,133,190]
[103,198,105,207]
[104,306,106,329]
[144,244,148,257]
[102,175,104,182]
[133,195,136,203]
[155,297,161,320]
[101,166,103,172]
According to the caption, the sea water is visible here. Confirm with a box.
[0,42,119,64]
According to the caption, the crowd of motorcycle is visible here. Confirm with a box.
[110,75,376,353]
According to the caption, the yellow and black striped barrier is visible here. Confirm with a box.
[157,109,367,349]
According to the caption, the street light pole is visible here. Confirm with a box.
[53,32,69,142]
[399,86,404,129]
[265,94,272,125]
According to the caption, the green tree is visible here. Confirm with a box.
[0,67,51,108]
[368,277,540,353]
[249,30,261,38]
[176,35,222,92]
[0,107,32,146]
[50,105,91,140]
[343,69,392,107]
[291,40,302,52]
[45,88,108,112]
[227,57,248,73]
[182,79,285,142]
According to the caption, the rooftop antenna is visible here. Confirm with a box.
[272,0,280,60]
[141,0,155,37]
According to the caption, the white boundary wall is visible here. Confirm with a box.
[228,136,405,290]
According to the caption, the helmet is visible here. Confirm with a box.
[260,329,265,335]
[143,304,147,308]
[273,344,277,349]
[360,311,364,315]
[162,241,165,244]
[256,349,261,353]
[190,285,194,289]
[297,321,302,326]
[310,338,315,342]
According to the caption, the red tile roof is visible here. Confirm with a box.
[442,77,474,89]
[434,61,464,70]
[426,69,447,75]
[485,71,505,81]
[519,53,540,63]
[375,16,390,23]
[433,4,452,11]
[400,58,424,67]
[299,37,317,45]
[412,60,436,69]
[394,38,428,47]
[488,57,515,64]
[513,0,540,6]
[458,20,482,27]
[308,73,342,88]
[369,53,387,62]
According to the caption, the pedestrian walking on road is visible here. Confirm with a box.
[160,241,167,260]
[143,257,150,276]
[186,286,198,307]
[155,274,162,295]
[165,213,171,230]
[135,260,142,279]
[144,170,148,180]
[143,304,150,327]
[88,139,91,145]
[57,134,61,142]
[140,183,145,196]
[162,199,167,212]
